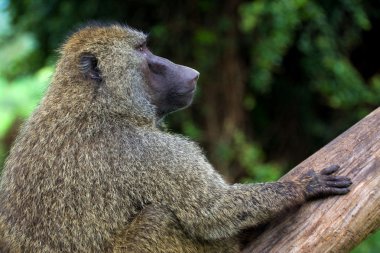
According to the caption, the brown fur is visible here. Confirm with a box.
[0,24,351,252]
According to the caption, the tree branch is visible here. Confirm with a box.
[242,107,380,253]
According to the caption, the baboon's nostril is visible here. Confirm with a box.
[187,68,199,82]
[193,72,200,82]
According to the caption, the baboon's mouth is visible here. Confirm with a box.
[183,87,196,94]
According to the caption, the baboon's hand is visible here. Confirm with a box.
[299,165,352,200]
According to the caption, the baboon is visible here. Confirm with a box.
[0,23,352,253]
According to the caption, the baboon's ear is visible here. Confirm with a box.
[79,53,102,82]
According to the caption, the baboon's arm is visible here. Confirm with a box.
[172,181,305,240]
[170,165,350,241]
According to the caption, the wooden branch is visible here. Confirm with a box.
[242,107,380,253]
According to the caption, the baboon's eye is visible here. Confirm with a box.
[136,43,147,52]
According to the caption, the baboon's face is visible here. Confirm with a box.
[137,42,199,117]
[70,25,199,118]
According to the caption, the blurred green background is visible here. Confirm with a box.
[0,0,379,251]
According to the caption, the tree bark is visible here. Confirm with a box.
[242,107,380,253]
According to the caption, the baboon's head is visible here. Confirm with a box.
[55,23,199,123]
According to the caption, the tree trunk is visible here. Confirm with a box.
[242,107,380,253]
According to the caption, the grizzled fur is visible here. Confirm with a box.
[0,24,351,252]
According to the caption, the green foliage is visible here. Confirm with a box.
[231,131,282,182]
[239,0,378,109]
[296,1,376,108]
[0,32,37,79]
[237,0,379,170]
[0,67,51,167]
[240,0,306,93]
[351,230,380,253]
[0,67,51,136]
